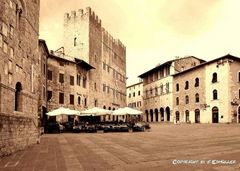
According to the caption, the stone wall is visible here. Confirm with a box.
[0,113,38,157]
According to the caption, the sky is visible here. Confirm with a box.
[39,0,240,86]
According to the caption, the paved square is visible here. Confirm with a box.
[1,124,240,171]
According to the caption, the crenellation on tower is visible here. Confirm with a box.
[64,12,70,21]
[71,10,76,18]
[78,9,83,15]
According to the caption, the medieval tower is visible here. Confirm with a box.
[63,7,126,114]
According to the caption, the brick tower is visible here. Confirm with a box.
[63,7,126,114]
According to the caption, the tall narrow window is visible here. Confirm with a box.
[78,96,81,105]
[166,82,169,93]
[185,81,189,90]
[195,93,199,103]
[15,82,22,111]
[47,70,52,80]
[70,76,74,85]
[213,89,218,100]
[94,82,97,91]
[138,91,140,96]
[155,87,158,95]
[176,97,179,105]
[176,83,179,92]
[74,37,77,46]
[212,73,217,83]
[84,98,87,106]
[59,73,64,83]
[70,94,74,105]
[103,84,106,92]
[47,91,52,101]
[83,76,86,88]
[185,95,189,104]
[195,78,199,87]
[160,84,163,95]
[59,92,64,104]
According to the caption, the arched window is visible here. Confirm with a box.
[175,111,180,122]
[195,93,199,103]
[103,105,106,109]
[78,96,81,105]
[185,81,189,90]
[155,87,158,96]
[185,110,189,123]
[15,82,22,111]
[213,89,218,100]
[74,37,77,46]
[176,83,179,92]
[185,95,189,104]
[212,73,217,83]
[176,97,179,105]
[195,78,199,87]
[84,98,87,106]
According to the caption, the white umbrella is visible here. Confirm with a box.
[46,107,80,116]
[112,107,143,116]
[80,107,112,116]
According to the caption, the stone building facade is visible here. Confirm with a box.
[127,82,143,112]
[38,39,48,127]
[62,7,127,114]
[47,52,94,122]
[0,0,40,157]
[173,54,240,123]
[139,56,205,122]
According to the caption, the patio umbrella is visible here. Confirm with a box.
[46,107,80,116]
[80,107,112,116]
[112,107,143,116]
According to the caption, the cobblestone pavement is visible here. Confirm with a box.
[1,124,240,171]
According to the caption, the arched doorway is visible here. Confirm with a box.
[150,109,153,122]
[175,111,180,122]
[166,107,170,121]
[15,82,22,111]
[212,107,219,123]
[185,110,189,123]
[160,107,164,122]
[145,110,149,122]
[195,109,200,123]
[154,108,159,122]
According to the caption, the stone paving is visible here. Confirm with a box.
[1,124,240,171]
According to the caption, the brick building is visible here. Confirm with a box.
[127,82,143,111]
[173,54,240,123]
[139,56,205,122]
[46,52,94,122]
[62,7,127,114]
[0,0,40,157]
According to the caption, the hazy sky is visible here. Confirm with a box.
[40,0,240,86]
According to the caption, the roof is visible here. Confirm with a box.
[39,39,50,56]
[138,56,205,78]
[173,54,240,77]
[49,54,95,70]
[126,81,143,88]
